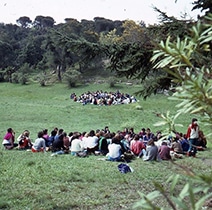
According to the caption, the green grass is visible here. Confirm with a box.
[0,82,212,210]
[1,82,207,140]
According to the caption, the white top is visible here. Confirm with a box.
[107,143,121,158]
[84,136,98,149]
[2,139,10,144]
[71,139,84,152]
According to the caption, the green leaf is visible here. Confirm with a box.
[169,174,180,194]
[171,197,188,210]
[179,183,190,199]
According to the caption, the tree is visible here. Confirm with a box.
[33,16,55,28]
[192,0,212,13]
[64,68,82,87]
[135,13,212,210]
[16,16,32,28]
[17,35,45,67]
[151,13,212,125]
[118,20,146,43]
[12,63,30,84]
[106,14,195,98]
[107,42,153,80]
[64,18,82,35]
[93,17,115,33]
[0,41,14,69]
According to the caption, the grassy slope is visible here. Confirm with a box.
[0,82,211,210]
[1,82,206,139]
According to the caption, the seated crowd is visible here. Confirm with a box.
[70,90,137,106]
[2,125,207,161]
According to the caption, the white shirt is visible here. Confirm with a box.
[85,136,98,148]
[71,139,84,152]
[107,143,121,158]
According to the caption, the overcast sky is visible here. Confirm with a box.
[0,0,201,25]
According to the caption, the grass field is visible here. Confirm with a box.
[0,82,211,210]
[1,82,206,139]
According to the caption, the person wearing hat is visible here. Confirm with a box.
[186,118,199,157]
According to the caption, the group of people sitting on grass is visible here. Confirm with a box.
[70,90,137,106]
[2,119,207,161]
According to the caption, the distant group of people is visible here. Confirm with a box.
[70,90,137,106]
[2,118,207,161]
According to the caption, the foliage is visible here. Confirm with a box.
[135,108,212,210]
[99,29,120,45]
[192,0,212,13]
[135,13,212,210]
[108,77,117,88]
[153,111,183,138]
[134,166,212,210]
[118,20,146,43]
[106,12,195,99]
[0,66,15,82]
[64,68,82,87]
[107,42,153,79]
[151,13,212,126]
[36,71,53,86]
[16,16,32,28]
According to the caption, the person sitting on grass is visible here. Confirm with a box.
[42,129,49,145]
[31,131,46,152]
[17,130,33,150]
[51,133,66,155]
[138,128,146,139]
[178,133,189,153]
[46,129,57,149]
[158,141,171,160]
[70,132,84,156]
[143,139,159,161]
[2,128,18,150]
[143,128,154,146]
[106,137,122,161]
[85,130,99,155]
[63,132,70,153]
[196,130,207,150]
[130,134,146,158]
[170,137,184,154]
[54,128,64,141]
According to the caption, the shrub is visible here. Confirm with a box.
[64,68,82,88]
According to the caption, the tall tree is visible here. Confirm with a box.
[93,17,115,33]
[16,16,32,28]
[151,13,212,125]
[33,16,55,28]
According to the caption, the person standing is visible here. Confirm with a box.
[186,118,199,157]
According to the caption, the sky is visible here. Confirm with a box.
[0,0,201,25]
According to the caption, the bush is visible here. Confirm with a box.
[108,77,116,87]
[11,72,19,83]
[64,68,82,88]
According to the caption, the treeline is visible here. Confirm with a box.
[0,16,126,85]
[0,0,211,98]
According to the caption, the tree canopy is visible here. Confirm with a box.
[0,0,211,100]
